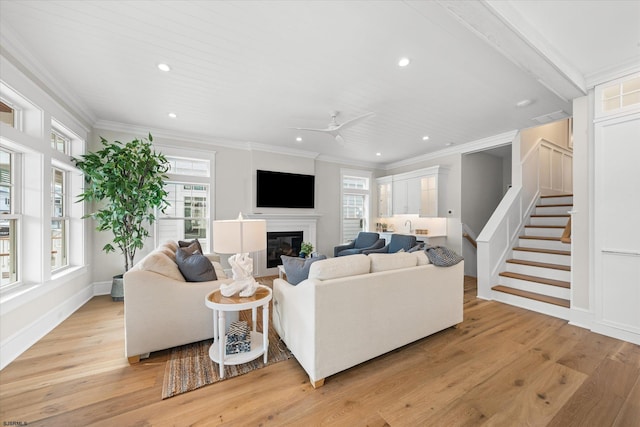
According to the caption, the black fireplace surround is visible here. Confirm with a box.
[266,231,303,268]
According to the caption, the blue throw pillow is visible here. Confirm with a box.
[281,254,327,285]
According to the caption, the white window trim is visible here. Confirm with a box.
[340,168,373,243]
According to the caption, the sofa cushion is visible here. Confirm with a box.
[138,250,185,282]
[308,254,370,281]
[212,261,227,279]
[281,254,327,285]
[161,240,179,252]
[175,248,217,282]
[414,250,430,266]
[369,252,418,273]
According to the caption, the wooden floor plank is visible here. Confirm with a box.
[0,278,638,426]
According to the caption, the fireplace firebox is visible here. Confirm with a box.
[266,231,303,268]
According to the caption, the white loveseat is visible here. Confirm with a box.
[123,241,236,363]
[273,252,463,387]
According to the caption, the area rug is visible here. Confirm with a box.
[162,310,292,399]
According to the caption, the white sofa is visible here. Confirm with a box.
[273,252,463,387]
[123,241,236,363]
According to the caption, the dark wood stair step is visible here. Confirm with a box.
[513,247,571,256]
[492,285,570,308]
[536,203,573,208]
[499,272,570,288]
[506,259,571,271]
[531,214,571,218]
[525,225,565,229]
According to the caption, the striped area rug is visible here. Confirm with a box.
[162,310,292,399]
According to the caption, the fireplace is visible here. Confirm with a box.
[266,231,303,268]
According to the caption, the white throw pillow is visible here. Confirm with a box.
[369,252,418,273]
[308,254,370,280]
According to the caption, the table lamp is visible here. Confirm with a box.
[213,213,267,297]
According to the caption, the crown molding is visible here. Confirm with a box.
[382,130,517,170]
[316,153,379,170]
[585,59,640,90]
[246,141,320,160]
[0,23,96,129]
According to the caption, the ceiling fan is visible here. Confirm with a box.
[291,111,375,144]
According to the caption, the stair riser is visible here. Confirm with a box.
[530,217,570,227]
[512,250,571,266]
[498,276,571,300]
[538,196,573,205]
[524,227,564,237]
[539,196,573,205]
[535,205,573,215]
[506,263,571,281]
[491,291,570,320]
[518,238,571,251]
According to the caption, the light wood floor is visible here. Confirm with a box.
[1,276,639,426]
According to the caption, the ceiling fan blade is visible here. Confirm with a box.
[335,112,375,130]
[289,126,333,133]
[335,134,346,145]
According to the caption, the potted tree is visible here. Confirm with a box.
[73,134,169,301]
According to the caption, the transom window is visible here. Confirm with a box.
[0,100,15,128]
[51,129,70,154]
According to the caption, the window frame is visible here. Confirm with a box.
[340,168,372,243]
[0,147,20,289]
[50,166,69,272]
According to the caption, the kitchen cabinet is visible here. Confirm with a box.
[376,176,393,217]
[388,166,447,216]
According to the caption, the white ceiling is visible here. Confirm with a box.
[1,0,638,167]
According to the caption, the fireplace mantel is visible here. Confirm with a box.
[245,213,320,277]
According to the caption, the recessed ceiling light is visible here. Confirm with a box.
[516,99,533,108]
[398,57,410,67]
[168,112,177,118]
[158,63,171,72]
[376,152,382,156]
[296,137,302,142]
[422,135,430,141]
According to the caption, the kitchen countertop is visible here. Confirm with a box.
[378,231,446,238]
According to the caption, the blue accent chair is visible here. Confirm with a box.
[362,234,421,254]
[334,232,386,257]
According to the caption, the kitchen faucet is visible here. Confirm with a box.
[404,219,412,232]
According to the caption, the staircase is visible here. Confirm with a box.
[491,194,572,319]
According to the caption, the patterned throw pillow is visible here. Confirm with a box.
[281,254,327,285]
[178,239,203,255]
[424,246,463,267]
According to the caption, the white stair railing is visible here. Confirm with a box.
[477,132,544,299]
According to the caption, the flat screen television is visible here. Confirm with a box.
[256,169,315,208]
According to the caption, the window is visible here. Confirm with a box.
[51,167,68,270]
[51,129,70,154]
[0,148,17,286]
[340,170,371,243]
[0,100,16,127]
[158,155,211,252]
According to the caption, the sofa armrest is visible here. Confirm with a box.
[362,243,389,254]
[204,253,221,263]
[334,241,355,257]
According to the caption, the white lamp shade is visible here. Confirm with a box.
[213,217,267,254]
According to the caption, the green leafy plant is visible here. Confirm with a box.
[301,241,314,256]
[73,134,169,272]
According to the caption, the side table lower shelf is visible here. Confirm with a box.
[209,331,265,366]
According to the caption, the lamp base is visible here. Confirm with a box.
[220,253,258,297]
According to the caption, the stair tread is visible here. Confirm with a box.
[536,203,573,207]
[520,235,565,241]
[499,271,570,288]
[492,285,570,308]
[525,225,565,229]
[506,259,571,271]
[540,195,574,199]
[531,214,571,217]
[513,247,571,256]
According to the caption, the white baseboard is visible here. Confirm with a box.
[0,283,94,370]
[568,307,594,330]
[93,280,112,296]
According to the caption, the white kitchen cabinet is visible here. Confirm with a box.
[376,176,393,218]
[388,166,447,216]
